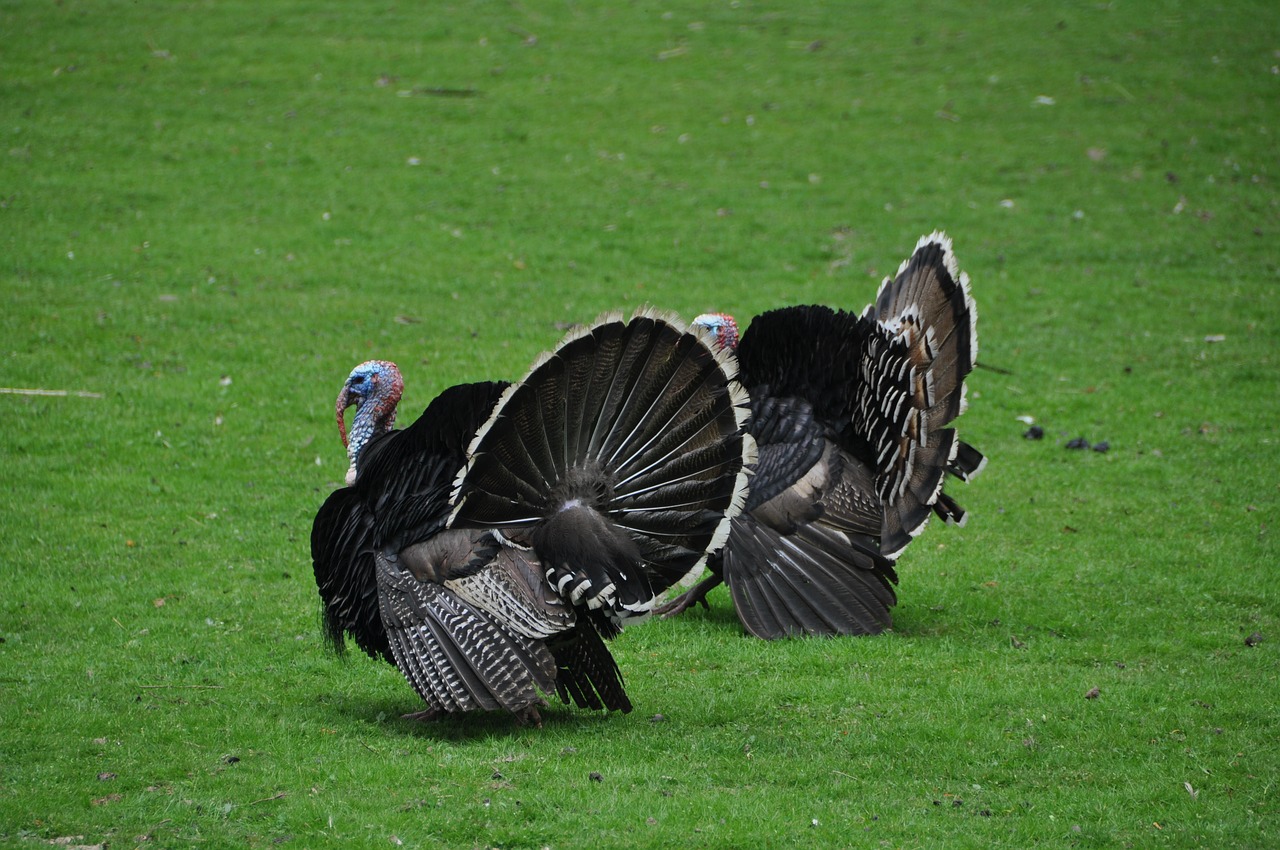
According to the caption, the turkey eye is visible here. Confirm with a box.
[351,375,366,385]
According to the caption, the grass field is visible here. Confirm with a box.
[2,1,1277,847]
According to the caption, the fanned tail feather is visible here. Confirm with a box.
[450,309,752,624]
[948,439,987,482]
[855,232,984,556]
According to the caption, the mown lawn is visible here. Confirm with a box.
[1,1,1276,847]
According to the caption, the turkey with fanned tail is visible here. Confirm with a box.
[657,232,986,639]
[311,310,753,725]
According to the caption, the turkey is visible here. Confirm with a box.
[657,232,986,639]
[311,310,752,725]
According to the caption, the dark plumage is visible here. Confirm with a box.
[658,232,986,639]
[311,310,752,725]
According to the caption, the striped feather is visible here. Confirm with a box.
[855,232,984,555]
[377,553,556,717]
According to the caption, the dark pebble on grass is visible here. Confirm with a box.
[980,809,992,817]
[952,799,963,808]
[222,755,240,765]
[1065,437,1091,450]
[1085,687,1101,699]
[1092,441,1110,453]
[589,771,603,782]
[1245,632,1263,647]
[98,772,117,781]
[1023,425,1044,440]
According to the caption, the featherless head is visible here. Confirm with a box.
[335,360,403,484]
[692,313,739,351]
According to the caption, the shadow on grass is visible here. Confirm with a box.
[889,603,956,638]
[313,687,627,743]
[654,587,958,641]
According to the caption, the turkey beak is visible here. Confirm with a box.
[335,386,354,448]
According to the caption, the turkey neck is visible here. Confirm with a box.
[345,389,399,484]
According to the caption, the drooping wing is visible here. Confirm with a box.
[376,552,557,718]
[717,393,897,639]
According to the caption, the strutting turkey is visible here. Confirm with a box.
[311,310,753,725]
[657,232,986,639]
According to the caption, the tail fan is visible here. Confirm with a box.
[854,232,986,555]
[449,309,753,624]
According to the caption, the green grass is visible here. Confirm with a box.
[2,1,1276,847]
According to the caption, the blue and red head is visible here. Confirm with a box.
[692,313,739,351]
[336,360,404,484]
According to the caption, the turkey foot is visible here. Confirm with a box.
[655,575,722,618]
[401,708,443,723]
[513,705,544,728]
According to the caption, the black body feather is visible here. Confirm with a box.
[311,381,506,663]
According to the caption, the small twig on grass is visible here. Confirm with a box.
[974,361,1014,376]
[0,387,104,398]
[1109,80,1136,102]
[138,818,172,842]
[414,87,483,98]
[831,770,856,780]
[506,25,537,45]
[249,791,287,805]
[358,738,379,753]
